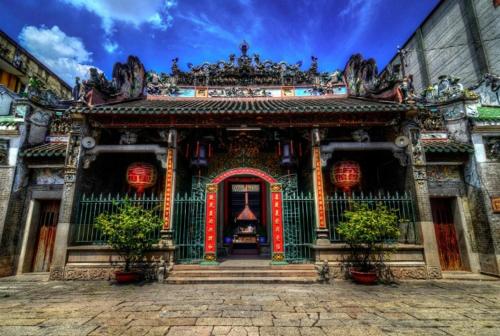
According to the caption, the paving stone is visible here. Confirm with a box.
[145,326,170,336]
[260,326,301,336]
[166,326,212,336]
[196,317,252,326]
[0,280,498,335]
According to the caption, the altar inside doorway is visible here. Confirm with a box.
[222,178,269,257]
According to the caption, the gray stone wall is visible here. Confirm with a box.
[386,0,499,91]
[0,187,28,277]
[476,160,500,274]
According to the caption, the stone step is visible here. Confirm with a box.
[172,264,316,271]
[170,269,317,278]
[165,276,318,284]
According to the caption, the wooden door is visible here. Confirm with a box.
[32,200,60,272]
[431,198,463,271]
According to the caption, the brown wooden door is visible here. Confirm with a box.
[31,200,60,272]
[431,198,463,271]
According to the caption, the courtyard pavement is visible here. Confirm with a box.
[0,278,499,336]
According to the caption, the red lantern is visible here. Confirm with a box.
[331,161,361,193]
[126,162,157,195]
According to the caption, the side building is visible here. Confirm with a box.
[0,29,71,276]
[384,0,499,91]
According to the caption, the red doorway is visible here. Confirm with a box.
[431,198,463,271]
[204,168,285,264]
[223,177,267,256]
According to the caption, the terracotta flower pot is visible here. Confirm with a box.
[115,271,143,284]
[350,268,378,285]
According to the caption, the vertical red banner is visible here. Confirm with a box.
[204,184,218,261]
[313,147,327,229]
[162,148,174,230]
[271,183,285,262]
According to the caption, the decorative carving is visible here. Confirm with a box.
[81,56,146,103]
[171,41,320,86]
[25,76,61,106]
[146,71,179,95]
[49,114,71,135]
[470,73,500,106]
[206,183,217,193]
[49,266,65,280]
[0,140,8,165]
[392,150,408,166]
[270,183,282,192]
[344,53,404,102]
[485,137,500,160]
[204,253,216,262]
[82,153,97,169]
[351,129,370,142]
[413,167,427,181]
[119,131,138,145]
[427,165,460,180]
[418,110,444,131]
[422,75,478,103]
[208,87,272,98]
[272,253,285,262]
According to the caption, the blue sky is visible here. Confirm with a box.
[1,0,439,85]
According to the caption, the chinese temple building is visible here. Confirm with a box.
[2,39,499,281]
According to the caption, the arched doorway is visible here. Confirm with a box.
[203,168,286,264]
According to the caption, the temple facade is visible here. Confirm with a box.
[0,39,499,281]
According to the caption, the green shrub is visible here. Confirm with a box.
[95,201,162,272]
[337,203,400,272]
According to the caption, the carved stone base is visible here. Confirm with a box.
[325,265,442,280]
[315,229,330,246]
[49,266,65,280]
[159,230,174,247]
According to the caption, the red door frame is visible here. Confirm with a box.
[203,168,286,264]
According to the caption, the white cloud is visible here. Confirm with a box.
[178,12,240,45]
[60,0,177,53]
[19,25,98,85]
[338,0,379,50]
[103,39,118,54]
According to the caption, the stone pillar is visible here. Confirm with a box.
[49,115,84,280]
[406,125,442,279]
[311,129,329,244]
[160,129,177,247]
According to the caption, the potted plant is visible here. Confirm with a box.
[95,200,162,283]
[337,202,400,285]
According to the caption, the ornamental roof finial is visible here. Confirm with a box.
[239,40,249,56]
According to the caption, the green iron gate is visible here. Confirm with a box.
[282,192,316,263]
[172,192,206,263]
[279,175,315,263]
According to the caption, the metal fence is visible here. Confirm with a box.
[283,192,316,263]
[172,193,206,263]
[326,191,418,244]
[72,193,163,244]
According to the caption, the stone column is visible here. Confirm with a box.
[311,129,329,244]
[405,125,442,279]
[49,114,84,280]
[160,129,177,247]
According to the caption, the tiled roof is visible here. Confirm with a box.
[422,140,474,153]
[20,143,67,158]
[474,106,500,121]
[0,117,22,130]
[69,97,410,115]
